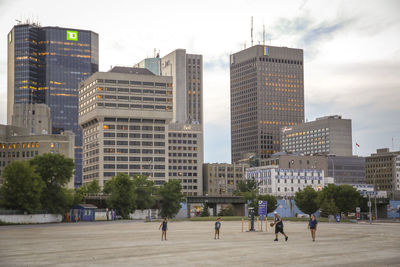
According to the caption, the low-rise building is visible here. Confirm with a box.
[366,148,400,199]
[203,163,248,196]
[0,124,75,188]
[260,153,365,185]
[246,166,324,197]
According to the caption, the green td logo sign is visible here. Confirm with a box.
[66,30,78,41]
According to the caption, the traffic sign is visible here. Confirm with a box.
[356,207,361,213]
[368,201,371,207]
[258,200,267,216]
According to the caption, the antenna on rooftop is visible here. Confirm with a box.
[251,16,254,47]
[263,24,265,45]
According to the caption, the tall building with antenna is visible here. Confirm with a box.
[7,22,99,187]
[230,45,304,163]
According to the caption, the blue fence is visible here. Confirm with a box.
[387,201,400,219]
[267,199,320,218]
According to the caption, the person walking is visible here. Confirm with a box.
[106,208,109,221]
[214,217,221,239]
[308,214,318,242]
[159,217,168,241]
[272,212,288,242]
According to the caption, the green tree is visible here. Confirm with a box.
[201,203,210,217]
[294,186,320,216]
[257,194,278,215]
[132,175,156,210]
[103,173,136,219]
[235,177,258,210]
[218,204,234,216]
[158,179,184,218]
[74,180,102,205]
[0,161,44,213]
[335,184,360,215]
[30,153,74,213]
[320,199,339,217]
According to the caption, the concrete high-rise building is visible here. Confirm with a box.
[0,124,75,188]
[366,148,400,199]
[281,115,352,156]
[7,23,99,187]
[203,163,248,196]
[167,123,203,196]
[230,45,304,163]
[160,49,203,124]
[78,67,172,187]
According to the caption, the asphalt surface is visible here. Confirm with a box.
[0,220,399,266]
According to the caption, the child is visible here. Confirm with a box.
[159,217,168,241]
[215,217,221,239]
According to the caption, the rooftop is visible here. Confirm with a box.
[108,66,155,76]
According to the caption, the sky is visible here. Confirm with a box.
[0,0,399,163]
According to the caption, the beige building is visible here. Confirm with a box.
[0,124,75,188]
[366,148,400,199]
[281,115,352,156]
[11,103,52,135]
[160,49,203,124]
[78,67,173,187]
[203,163,248,196]
[168,123,203,196]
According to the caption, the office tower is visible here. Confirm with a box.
[168,123,203,196]
[366,148,400,199]
[230,45,304,163]
[202,163,248,196]
[0,124,75,188]
[246,165,324,197]
[160,49,203,124]
[281,115,352,156]
[7,23,99,187]
[78,67,173,187]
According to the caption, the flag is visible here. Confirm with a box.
[356,143,360,147]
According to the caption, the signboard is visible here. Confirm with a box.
[356,207,361,220]
[67,30,78,41]
[368,201,371,207]
[258,200,267,219]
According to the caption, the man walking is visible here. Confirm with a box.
[214,217,221,239]
[272,212,288,242]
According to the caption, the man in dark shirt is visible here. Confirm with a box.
[272,212,288,242]
[214,217,221,239]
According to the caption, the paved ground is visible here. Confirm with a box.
[0,220,399,266]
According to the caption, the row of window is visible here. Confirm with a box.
[1,142,39,149]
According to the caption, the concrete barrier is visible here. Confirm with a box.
[0,214,62,224]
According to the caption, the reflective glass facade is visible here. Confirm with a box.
[8,24,99,187]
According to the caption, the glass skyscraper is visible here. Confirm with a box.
[7,23,99,187]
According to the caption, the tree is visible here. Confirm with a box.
[30,153,74,213]
[335,185,361,215]
[257,194,278,215]
[320,199,339,217]
[201,203,210,217]
[218,204,234,216]
[158,179,184,218]
[235,177,258,210]
[294,186,320,216]
[74,180,102,205]
[0,161,44,213]
[103,173,136,219]
[132,175,156,210]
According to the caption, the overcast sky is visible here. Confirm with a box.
[0,0,399,163]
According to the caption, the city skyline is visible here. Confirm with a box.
[0,0,399,163]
